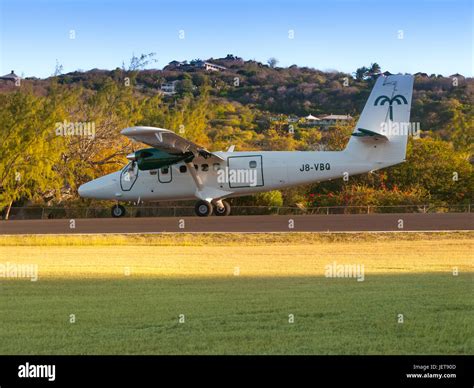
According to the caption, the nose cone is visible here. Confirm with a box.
[78,173,119,199]
[78,181,94,198]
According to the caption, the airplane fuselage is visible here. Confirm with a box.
[80,150,394,202]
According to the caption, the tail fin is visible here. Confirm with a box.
[344,74,414,167]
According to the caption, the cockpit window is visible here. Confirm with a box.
[123,162,138,178]
[120,162,138,191]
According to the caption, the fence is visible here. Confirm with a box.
[3,204,472,220]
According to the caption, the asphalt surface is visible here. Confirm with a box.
[0,213,472,235]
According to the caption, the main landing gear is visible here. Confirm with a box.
[111,201,229,218]
[194,200,231,217]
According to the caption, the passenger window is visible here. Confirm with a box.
[213,163,221,171]
[249,160,257,168]
[202,164,209,171]
[161,167,169,174]
[179,165,187,173]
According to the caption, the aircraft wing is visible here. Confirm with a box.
[121,126,224,160]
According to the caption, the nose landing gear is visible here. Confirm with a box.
[111,204,126,218]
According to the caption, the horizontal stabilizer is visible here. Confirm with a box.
[352,128,389,141]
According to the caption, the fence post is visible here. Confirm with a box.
[367,205,370,214]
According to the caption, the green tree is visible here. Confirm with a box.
[0,89,67,218]
[448,101,473,153]
[367,63,381,78]
[267,57,279,68]
[388,138,473,204]
[177,74,194,95]
[353,66,369,81]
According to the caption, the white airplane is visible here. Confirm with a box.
[79,74,414,217]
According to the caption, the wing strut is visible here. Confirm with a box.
[185,162,203,191]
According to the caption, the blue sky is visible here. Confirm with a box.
[0,0,472,78]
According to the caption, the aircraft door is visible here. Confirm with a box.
[227,155,264,188]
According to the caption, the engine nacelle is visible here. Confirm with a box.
[127,148,192,171]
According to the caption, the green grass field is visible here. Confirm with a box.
[0,232,472,355]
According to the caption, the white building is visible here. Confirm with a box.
[202,62,226,71]
[301,114,320,127]
[305,114,320,121]
[318,114,353,128]
[160,80,179,95]
[192,60,226,72]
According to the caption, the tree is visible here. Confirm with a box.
[443,99,473,153]
[63,79,146,187]
[388,138,473,204]
[368,63,381,78]
[353,66,369,81]
[124,52,157,71]
[0,89,67,219]
[53,60,64,76]
[267,58,279,68]
[321,121,355,150]
[176,74,194,95]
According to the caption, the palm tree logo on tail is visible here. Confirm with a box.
[374,95,408,120]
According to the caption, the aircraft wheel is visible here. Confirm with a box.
[214,201,231,216]
[195,200,213,217]
[111,204,126,218]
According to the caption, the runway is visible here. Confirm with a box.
[0,213,472,235]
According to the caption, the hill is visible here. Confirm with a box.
[0,55,472,214]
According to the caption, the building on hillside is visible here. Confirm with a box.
[287,115,299,123]
[160,80,179,95]
[302,114,321,127]
[194,60,227,72]
[163,61,189,71]
[0,70,21,83]
[164,60,226,72]
[318,114,353,129]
